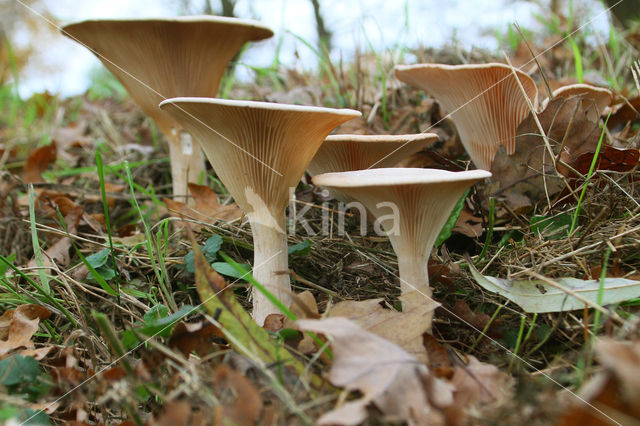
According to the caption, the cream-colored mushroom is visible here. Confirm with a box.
[312,168,491,320]
[394,63,538,169]
[307,133,439,203]
[544,83,613,122]
[61,17,273,202]
[159,98,360,325]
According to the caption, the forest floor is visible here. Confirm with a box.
[2,11,640,426]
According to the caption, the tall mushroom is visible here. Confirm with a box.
[61,17,273,201]
[312,168,491,317]
[159,98,360,324]
[307,133,439,203]
[394,63,538,170]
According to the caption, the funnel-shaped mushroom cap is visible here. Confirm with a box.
[160,98,360,325]
[544,84,613,121]
[307,133,439,176]
[160,98,361,215]
[62,17,273,133]
[395,63,538,170]
[312,168,490,304]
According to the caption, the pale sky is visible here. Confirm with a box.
[12,0,610,96]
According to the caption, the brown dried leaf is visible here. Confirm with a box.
[423,333,455,379]
[327,291,438,362]
[164,184,242,227]
[608,96,640,129]
[453,207,484,238]
[0,304,51,360]
[27,205,83,270]
[23,141,57,183]
[298,317,451,425]
[152,401,198,426]
[169,321,223,358]
[560,145,639,178]
[489,96,601,210]
[213,364,263,426]
[441,300,501,338]
[450,355,513,408]
[559,339,640,425]
[189,183,243,222]
[263,314,286,333]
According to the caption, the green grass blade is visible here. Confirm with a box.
[570,113,611,234]
[27,185,49,294]
[96,151,120,300]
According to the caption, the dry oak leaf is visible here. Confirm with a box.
[169,321,223,358]
[298,317,453,426]
[164,183,242,227]
[27,205,83,271]
[22,141,57,183]
[213,364,263,426]
[450,355,513,408]
[489,96,602,211]
[559,338,640,425]
[327,290,438,363]
[0,304,52,360]
[151,401,204,426]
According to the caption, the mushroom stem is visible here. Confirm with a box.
[396,253,431,300]
[250,215,291,326]
[167,131,207,203]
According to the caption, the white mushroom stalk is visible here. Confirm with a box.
[312,168,491,317]
[61,17,273,202]
[308,133,439,203]
[394,63,538,170]
[159,98,360,325]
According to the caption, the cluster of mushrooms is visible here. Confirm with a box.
[62,16,604,326]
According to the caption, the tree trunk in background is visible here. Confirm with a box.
[310,0,333,54]
[220,0,237,17]
[604,0,640,28]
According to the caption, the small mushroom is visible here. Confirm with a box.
[543,83,613,122]
[394,63,538,170]
[159,98,360,325]
[307,133,439,203]
[61,17,273,201]
[312,168,491,322]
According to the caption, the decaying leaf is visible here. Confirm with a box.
[450,355,512,408]
[22,141,57,183]
[213,364,263,426]
[439,300,501,338]
[298,317,452,425]
[559,338,640,425]
[453,207,484,238]
[168,321,223,358]
[152,401,201,426]
[469,261,640,313]
[489,96,602,211]
[27,204,83,270]
[188,183,242,222]
[0,304,52,360]
[559,144,639,178]
[327,290,438,362]
[164,183,242,227]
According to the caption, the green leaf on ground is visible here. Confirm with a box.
[184,235,223,273]
[530,213,572,240]
[435,189,470,247]
[212,261,251,280]
[468,262,640,313]
[288,239,312,256]
[122,304,196,349]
